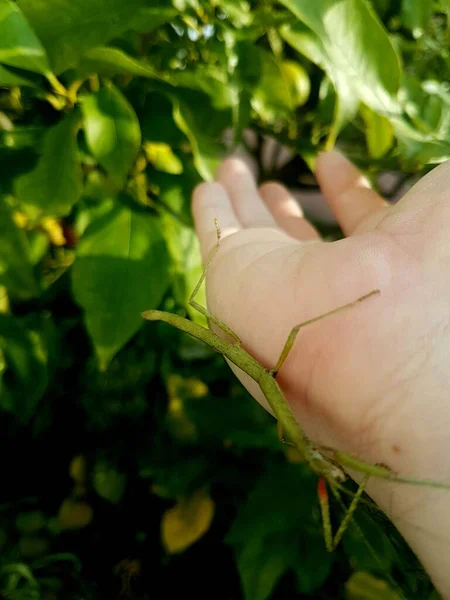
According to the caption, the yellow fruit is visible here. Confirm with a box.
[280,60,310,108]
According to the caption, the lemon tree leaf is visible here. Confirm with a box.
[15,113,83,217]
[0,196,38,300]
[280,0,401,115]
[0,0,50,76]
[346,572,403,600]
[227,462,333,599]
[71,201,170,370]
[360,104,394,158]
[81,85,141,190]
[17,0,148,74]
[77,46,159,79]
[0,315,48,422]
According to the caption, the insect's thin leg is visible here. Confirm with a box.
[331,474,369,550]
[269,290,380,377]
[189,218,241,345]
[329,481,398,586]
[318,478,333,552]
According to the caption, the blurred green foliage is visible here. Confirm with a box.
[0,0,448,598]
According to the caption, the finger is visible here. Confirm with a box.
[216,157,277,228]
[192,181,241,261]
[315,151,389,235]
[259,182,321,241]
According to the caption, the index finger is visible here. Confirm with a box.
[192,181,241,261]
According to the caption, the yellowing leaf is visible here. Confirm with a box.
[161,489,214,554]
[346,572,403,600]
[69,455,87,484]
[143,142,183,174]
[167,374,208,399]
[58,499,93,530]
[41,216,65,246]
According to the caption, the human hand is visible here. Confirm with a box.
[192,152,450,597]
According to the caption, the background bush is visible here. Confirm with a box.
[0,0,449,598]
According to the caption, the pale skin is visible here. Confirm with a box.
[190,152,450,598]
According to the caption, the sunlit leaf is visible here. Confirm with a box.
[280,0,401,115]
[81,84,141,189]
[281,22,358,142]
[17,0,148,73]
[0,0,50,75]
[144,142,183,174]
[71,201,170,370]
[77,46,159,80]
[360,104,394,158]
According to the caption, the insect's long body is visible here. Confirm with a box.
[143,221,450,553]
[144,309,337,481]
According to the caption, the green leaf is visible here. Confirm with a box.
[14,114,83,217]
[128,6,177,33]
[226,39,262,143]
[0,196,38,300]
[16,0,147,74]
[76,46,159,80]
[0,0,50,75]
[153,172,205,322]
[81,85,141,189]
[170,89,228,181]
[280,0,401,115]
[227,463,332,600]
[342,504,398,572]
[0,63,39,86]
[360,104,394,158]
[391,116,450,168]
[281,22,358,142]
[236,535,292,600]
[71,201,170,370]
[226,462,333,600]
[226,463,319,545]
[140,92,187,148]
[170,67,233,111]
[93,459,126,504]
[401,0,433,34]
[0,315,48,423]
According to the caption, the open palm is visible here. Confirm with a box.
[192,152,450,596]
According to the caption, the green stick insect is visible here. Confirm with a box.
[142,219,450,552]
